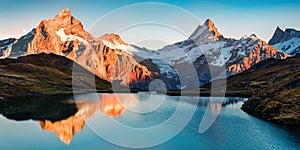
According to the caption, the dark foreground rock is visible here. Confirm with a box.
[203,54,300,125]
[0,95,77,122]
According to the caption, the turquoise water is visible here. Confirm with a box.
[0,94,299,150]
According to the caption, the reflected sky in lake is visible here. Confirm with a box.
[0,93,299,149]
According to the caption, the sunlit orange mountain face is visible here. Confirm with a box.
[0,8,153,90]
[100,94,125,117]
[0,8,294,90]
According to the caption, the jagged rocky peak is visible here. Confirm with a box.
[17,7,94,58]
[0,38,16,47]
[99,33,128,45]
[240,34,255,40]
[276,26,284,33]
[285,28,300,38]
[268,26,285,45]
[268,26,300,55]
[38,8,87,39]
[0,38,16,58]
[249,34,258,40]
[204,19,214,28]
[269,26,300,45]
[204,19,222,38]
[189,19,224,41]
[239,34,259,42]
[54,8,72,21]
[241,35,248,39]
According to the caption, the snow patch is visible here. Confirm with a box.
[272,37,300,55]
[190,25,207,39]
[102,40,138,55]
[0,43,13,59]
[151,59,175,74]
[220,45,233,62]
[56,28,87,44]
[133,40,228,66]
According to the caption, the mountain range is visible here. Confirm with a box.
[0,8,299,90]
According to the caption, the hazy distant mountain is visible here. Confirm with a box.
[0,8,290,89]
[269,26,300,55]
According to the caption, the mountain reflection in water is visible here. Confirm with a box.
[0,94,244,145]
[38,94,138,144]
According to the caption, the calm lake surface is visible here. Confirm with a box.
[0,93,299,150]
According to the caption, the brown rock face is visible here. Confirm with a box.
[76,35,153,85]
[23,8,152,88]
[227,40,288,73]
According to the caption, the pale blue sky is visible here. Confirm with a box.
[0,0,299,44]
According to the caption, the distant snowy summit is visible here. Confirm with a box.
[269,26,300,55]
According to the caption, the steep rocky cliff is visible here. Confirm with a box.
[1,8,153,89]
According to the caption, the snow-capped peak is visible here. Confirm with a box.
[269,26,285,45]
[241,35,248,39]
[204,19,223,40]
[99,34,127,45]
[189,19,224,41]
[204,19,216,30]
[249,34,258,40]
[54,8,72,21]
[269,26,300,55]
[99,33,138,55]
[276,26,284,32]
[189,25,205,39]
[269,26,300,45]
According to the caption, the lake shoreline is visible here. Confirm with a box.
[2,89,299,127]
[0,89,250,101]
